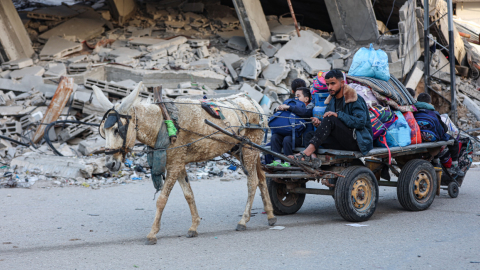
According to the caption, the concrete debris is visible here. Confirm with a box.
[39,36,83,60]
[1,0,479,188]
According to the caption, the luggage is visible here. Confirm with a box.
[403,111,422,145]
[349,83,379,108]
[384,111,411,147]
[349,44,390,81]
[414,110,449,142]
[369,105,395,140]
[310,71,328,94]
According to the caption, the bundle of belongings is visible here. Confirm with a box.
[346,74,473,178]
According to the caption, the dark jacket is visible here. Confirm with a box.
[287,101,313,119]
[323,84,374,155]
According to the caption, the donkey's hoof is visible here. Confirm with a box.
[145,238,157,245]
[186,230,198,238]
[268,217,277,226]
[236,224,247,231]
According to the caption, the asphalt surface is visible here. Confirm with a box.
[1,169,479,269]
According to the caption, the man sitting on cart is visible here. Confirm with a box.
[289,69,374,161]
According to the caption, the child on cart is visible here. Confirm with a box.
[268,87,313,167]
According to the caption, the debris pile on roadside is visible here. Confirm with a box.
[2,0,480,188]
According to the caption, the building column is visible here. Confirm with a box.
[232,0,271,50]
[0,0,34,62]
[325,0,379,43]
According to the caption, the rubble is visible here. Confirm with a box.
[0,0,479,189]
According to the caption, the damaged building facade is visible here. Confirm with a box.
[1,0,480,188]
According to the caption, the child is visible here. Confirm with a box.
[290,78,307,98]
[407,88,416,98]
[416,93,464,176]
[269,87,313,167]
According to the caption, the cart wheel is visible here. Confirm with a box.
[447,182,459,198]
[397,159,437,211]
[267,178,306,215]
[334,166,379,222]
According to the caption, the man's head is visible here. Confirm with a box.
[291,78,306,92]
[324,69,345,97]
[295,87,311,104]
[407,88,416,98]
[417,93,432,104]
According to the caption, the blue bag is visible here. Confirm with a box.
[414,110,450,142]
[268,99,307,148]
[349,44,390,81]
[375,111,411,148]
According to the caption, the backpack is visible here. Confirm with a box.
[414,110,449,142]
[369,105,395,140]
[268,98,307,140]
[403,111,422,145]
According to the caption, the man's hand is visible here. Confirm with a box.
[277,104,290,111]
[311,117,321,127]
[323,111,338,118]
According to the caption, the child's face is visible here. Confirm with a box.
[295,90,310,104]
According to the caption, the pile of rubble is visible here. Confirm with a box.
[2,0,480,188]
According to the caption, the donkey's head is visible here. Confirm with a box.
[93,82,143,172]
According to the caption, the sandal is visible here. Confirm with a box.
[290,151,322,169]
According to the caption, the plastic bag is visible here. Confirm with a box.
[375,111,411,147]
[349,44,390,81]
[403,111,422,145]
[440,114,459,140]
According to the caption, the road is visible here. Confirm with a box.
[1,170,479,269]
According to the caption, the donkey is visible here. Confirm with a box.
[92,83,277,245]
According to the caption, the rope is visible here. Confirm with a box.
[156,101,314,120]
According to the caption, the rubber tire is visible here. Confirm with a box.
[397,159,437,211]
[267,178,306,215]
[448,182,459,198]
[334,166,379,222]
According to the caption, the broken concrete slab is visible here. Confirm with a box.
[239,56,259,80]
[196,46,210,58]
[144,48,167,60]
[325,0,379,43]
[1,58,34,70]
[262,63,290,85]
[38,17,106,43]
[131,27,152,37]
[188,39,210,47]
[105,65,226,89]
[405,61,424,90]
[10,66,45,80]
[261,41,278,57]
[27,5,79,21]
[129,37,164,47]
[300,58,331,75]
[0,0,35,62]
[11,152,87,179]
[228,36,248,51]
[463,96,480,121]
[241,83,264,103]
[148,36,188,51]
[39,36,83,60]
[275,30,324,61]
[108,47,143,59]
[332,59,346,71]
[189,59,211,70]
[222,54,243,69]
[44,63,67,77]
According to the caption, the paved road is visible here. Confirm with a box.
[1,169,479,269]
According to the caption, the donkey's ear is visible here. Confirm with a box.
[118,82,143,114]
[92,85,113,110]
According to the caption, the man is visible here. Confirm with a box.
[416,93,464,176]
[289,70,373,161]
[269,87,313,167]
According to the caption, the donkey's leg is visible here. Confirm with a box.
[255,157,277,226]
[145,169,180,245]
[236,149,260,231]
[177,167,201,238]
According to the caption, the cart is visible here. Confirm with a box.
[205,119,466,222]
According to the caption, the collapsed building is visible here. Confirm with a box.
[1,0,480,188]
